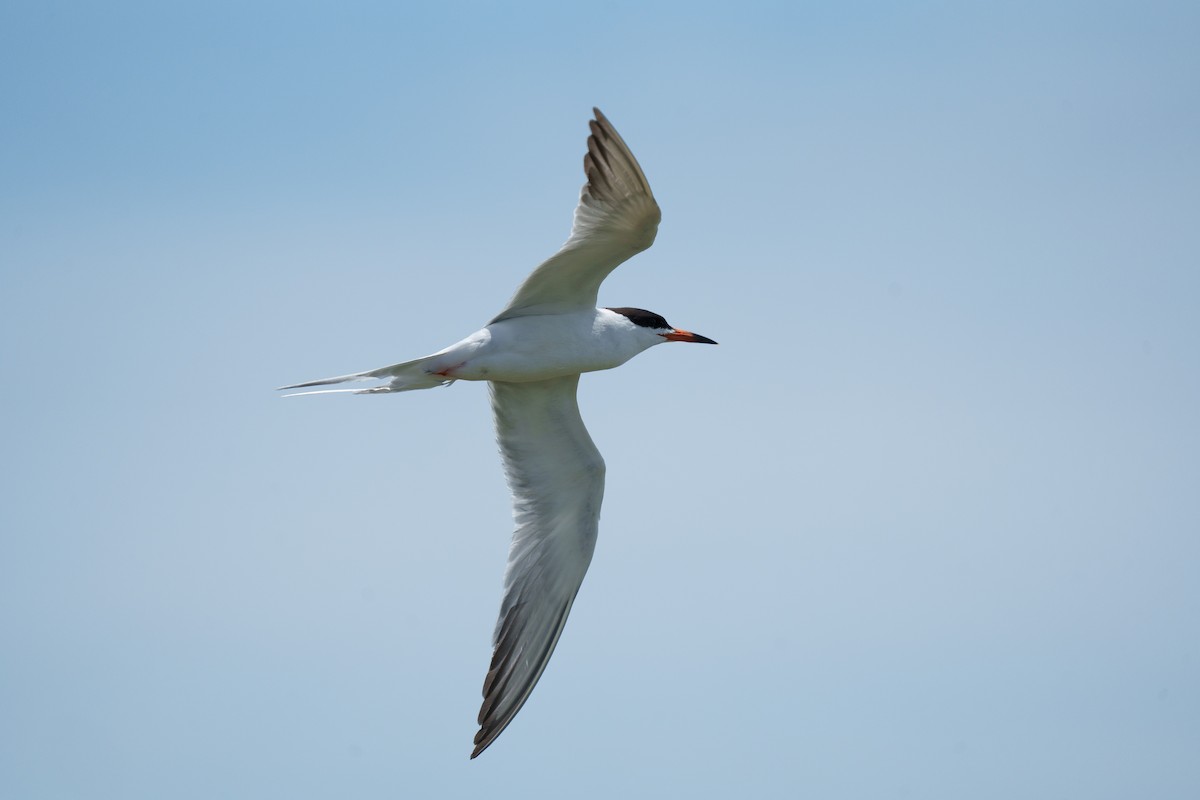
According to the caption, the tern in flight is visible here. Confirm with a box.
[280,108,717,757]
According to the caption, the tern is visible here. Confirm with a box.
[280,108,716,758]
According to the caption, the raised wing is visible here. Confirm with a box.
[490,108,661,323]
[472,375,605,758]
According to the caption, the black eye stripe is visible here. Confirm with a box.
[606,307,670,330]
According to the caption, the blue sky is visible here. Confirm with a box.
[2,1,1198,798]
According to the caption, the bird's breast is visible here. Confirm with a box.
[430,314,642,383]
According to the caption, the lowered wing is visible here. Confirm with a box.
[472,375,605,757]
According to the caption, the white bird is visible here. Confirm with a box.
[280,108,716,758]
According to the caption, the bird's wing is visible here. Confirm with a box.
[490,108,661,323]
[472,375,605,758]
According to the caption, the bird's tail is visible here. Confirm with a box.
[277,355,451,397]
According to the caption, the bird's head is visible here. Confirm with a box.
[605,307,718,347]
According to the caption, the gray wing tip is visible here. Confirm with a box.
[580,106,653,202]
[471,725,499,759]
[469,595,578,759]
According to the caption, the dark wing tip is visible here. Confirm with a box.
[582,108,648,205]
[589,108,624,150]
[469,714,512,760]
[469,598,576,759]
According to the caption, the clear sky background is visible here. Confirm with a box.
[2,1,1198,798]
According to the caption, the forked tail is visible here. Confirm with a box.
[277,355,450,397]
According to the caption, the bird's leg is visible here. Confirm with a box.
[429,360,468,379]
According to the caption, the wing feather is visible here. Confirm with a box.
[490,108,661,323]
[471,375,605,758]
